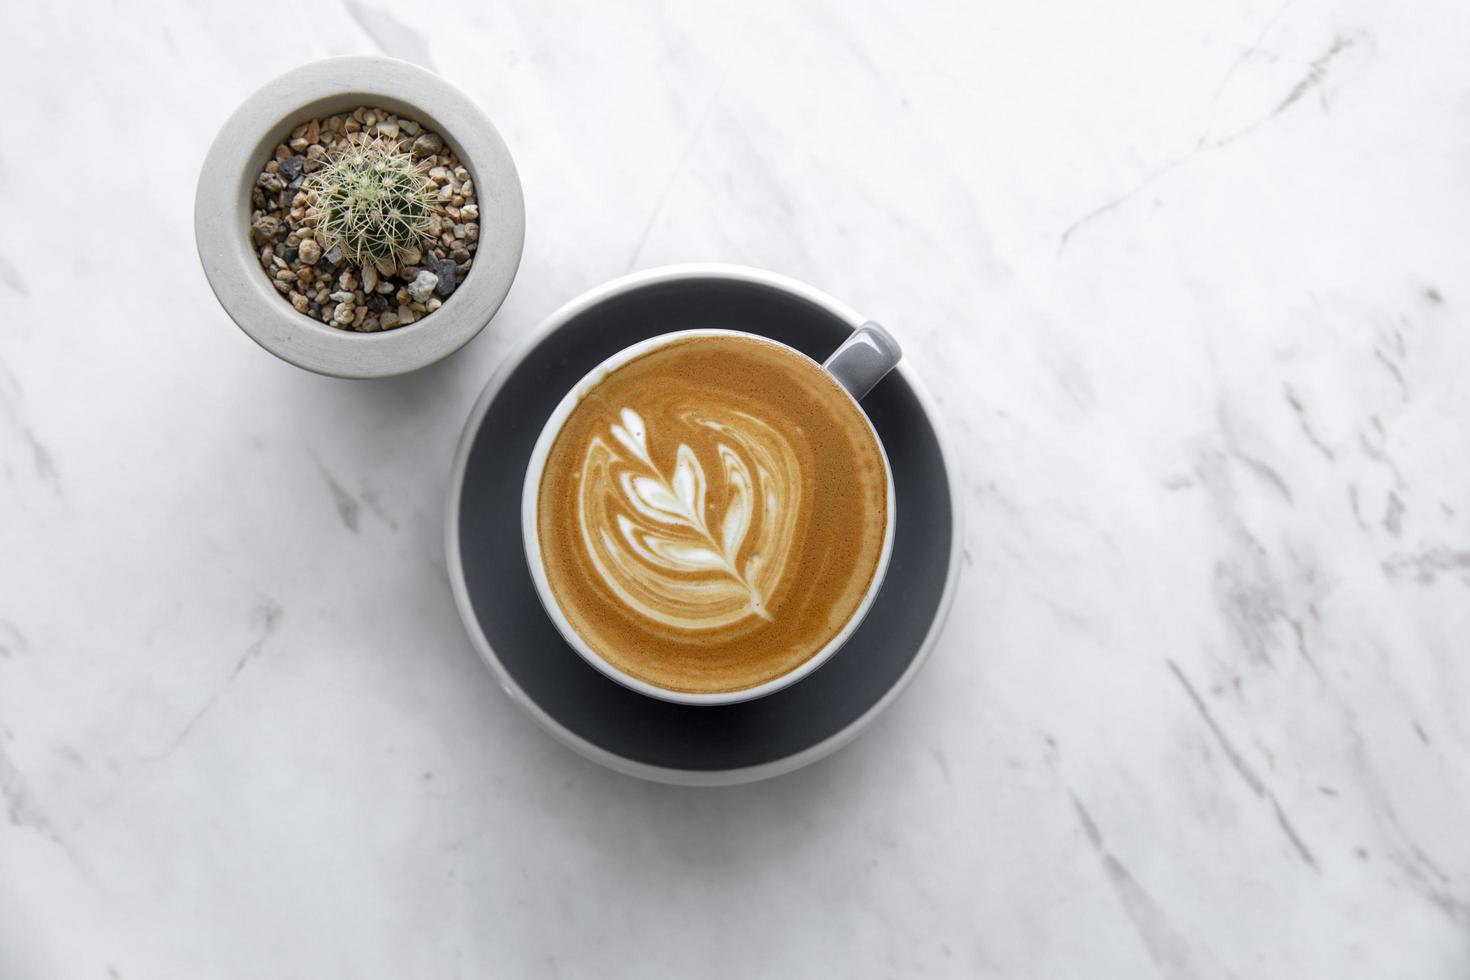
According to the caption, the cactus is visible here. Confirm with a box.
[305,135,439,270]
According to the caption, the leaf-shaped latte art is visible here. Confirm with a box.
[577,407,801,630]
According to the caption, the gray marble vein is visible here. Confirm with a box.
[1072,793,1242,980]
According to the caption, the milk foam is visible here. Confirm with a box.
[576,407,801,630]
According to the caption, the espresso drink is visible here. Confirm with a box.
[536,334,890,694]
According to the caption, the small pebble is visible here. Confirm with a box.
[298,239,322,265]
[362,264,378,293]
[333,302,355,325]
[412,133,444,159]
[250,214,279,242]
[425,253,459,297]
[407,270,439,302]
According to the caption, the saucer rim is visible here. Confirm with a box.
[444,263,965,786]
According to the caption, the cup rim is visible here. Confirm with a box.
[521,327,898,706]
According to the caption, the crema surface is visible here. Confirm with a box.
[537,334,890,694]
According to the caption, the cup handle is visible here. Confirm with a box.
[823,321,902,400]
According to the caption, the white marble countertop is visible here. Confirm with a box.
[3,1,1467,976]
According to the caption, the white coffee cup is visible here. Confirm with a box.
[522,325,901,706]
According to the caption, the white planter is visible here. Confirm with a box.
[194,56,525,379]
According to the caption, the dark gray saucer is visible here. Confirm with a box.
[446,266,961,785]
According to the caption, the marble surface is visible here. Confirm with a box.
[2,0,1467,976]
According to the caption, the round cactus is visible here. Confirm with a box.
[305,135,440,270]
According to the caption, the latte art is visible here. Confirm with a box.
[579,407,800,630]
[535,334,890,695]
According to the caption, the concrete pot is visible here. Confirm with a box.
[194,56,525,378]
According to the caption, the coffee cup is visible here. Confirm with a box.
[522,322,901,706]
